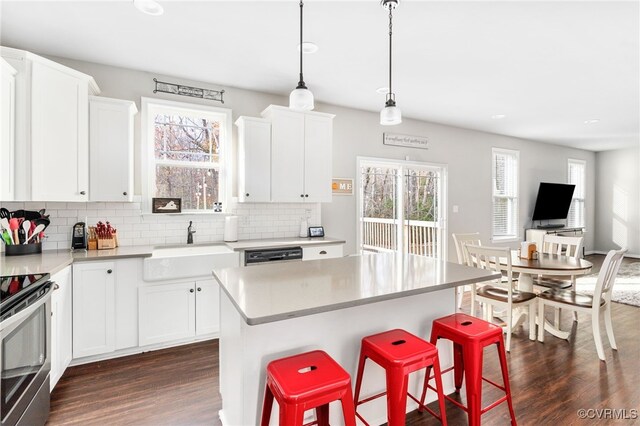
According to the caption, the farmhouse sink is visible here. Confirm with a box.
[143,244,240,282]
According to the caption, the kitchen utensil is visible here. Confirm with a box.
[26,224,45,243]
[21,220,30,244]
[2,230,11,245]
[33,217,50,230]
[9,218,19,245]
[0,208,10,220]
[38,209,46,217]
[0,218,13,244]
[72,222,87,249]
[11,209,25,219]
[22,210,42,220]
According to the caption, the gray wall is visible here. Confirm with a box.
[594,147,640,256]
[50,56,597,260]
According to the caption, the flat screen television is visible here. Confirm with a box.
[531,182,575,221]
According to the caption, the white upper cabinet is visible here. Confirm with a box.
[89,96,137,202]
[0,58,16,201]
[261,105,334,203]
[1,47,99,201]
[236,116,271,203]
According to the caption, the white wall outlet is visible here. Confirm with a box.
[453,205,459,213]
[240,215,250,226]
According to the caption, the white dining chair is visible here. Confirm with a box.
[537,248,627,361]
[464,244,537,352]
[452,232,482,311]
[534,234,584,325]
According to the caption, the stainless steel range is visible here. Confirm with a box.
[0,273,53,426]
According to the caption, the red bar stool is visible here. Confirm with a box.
[353,329,447,426]
[427,313,517,426]
[260,350,356,426]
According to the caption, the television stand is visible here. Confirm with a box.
[536,224,566,229]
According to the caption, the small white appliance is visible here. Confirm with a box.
[224,216,238,242]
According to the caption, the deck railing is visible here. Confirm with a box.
[361,217,440,257]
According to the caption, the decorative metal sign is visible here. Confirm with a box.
[332,178,354,195]
[383,133,429,150]
[153,78,225,103]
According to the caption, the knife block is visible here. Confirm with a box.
[97,238,116,250]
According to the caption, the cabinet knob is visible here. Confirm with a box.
[80,191,86,195]
[197,287,202,292]
[190,288,194,293]
[107,269,113,274]
[300,194,304,198]
[305,194,309,198]
[245,193,249,197]
[319,250,327,255]
[123,191,128,196]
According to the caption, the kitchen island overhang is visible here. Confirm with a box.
[213,253,501,425]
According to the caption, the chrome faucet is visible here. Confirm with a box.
[187,221,195,244]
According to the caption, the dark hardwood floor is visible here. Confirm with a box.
[48,255,639,425]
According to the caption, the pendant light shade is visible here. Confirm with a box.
[380,0,401,126]
[289,1,314,111]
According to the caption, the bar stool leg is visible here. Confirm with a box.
[496,340,517,426]
[385,368,409,426]
[280,404,305,426]
[432,353,448,426]
[340,390,358,426]
[463,343,483,426]
[315,404,329,426]
[353,351,368,406]
[260,385,274,426]
[454,342,465,392]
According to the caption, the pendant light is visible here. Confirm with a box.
[289,0,314,111]
[380,0,402,125]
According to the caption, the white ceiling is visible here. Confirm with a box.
[1,1,638,151]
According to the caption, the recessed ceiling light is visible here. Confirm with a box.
[297,42,319,54]
[133,0,164,16]
[584,119,600,124]
[376,87,389,94]
[491,114,506,119]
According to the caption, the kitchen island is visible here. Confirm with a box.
[213,253,501,426]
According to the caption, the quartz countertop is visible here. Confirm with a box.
[0,237,347,276]
[224,236,345,251]
[213,252,502,325]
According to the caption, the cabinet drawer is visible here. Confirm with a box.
[302,244,343,261]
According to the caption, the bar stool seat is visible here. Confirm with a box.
[260,350,356,426]
[429,313,517,426]
[354,329,447,426]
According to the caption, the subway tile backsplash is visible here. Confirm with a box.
[0,201,321,251]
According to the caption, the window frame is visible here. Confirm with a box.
[567,158,586,228]
[141,97,232,214]
[491,147,520,242]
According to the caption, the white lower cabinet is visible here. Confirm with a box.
[302,244,344,261]
[72,259,140,359]
[50,266,72,391]
[139,278,220,346]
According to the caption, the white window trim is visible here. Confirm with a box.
[140,97,232,214]
[491,147,520,242]
[568,158,586,228]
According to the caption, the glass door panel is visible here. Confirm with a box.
[360,165,398,253]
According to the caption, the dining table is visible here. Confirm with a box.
[497,251,593,339]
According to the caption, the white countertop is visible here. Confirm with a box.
[224,236,344,251]
[213,252,501,325]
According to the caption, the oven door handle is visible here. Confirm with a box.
[0,282,53,332]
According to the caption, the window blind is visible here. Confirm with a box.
[492,149,519,239]
[568,159,586,227]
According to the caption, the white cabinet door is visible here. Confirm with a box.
[31,61,89,201]
[89,96,137,202]
[236,117,271,203]
[73,262,116,358]
[139,281,196,346]
[114,258,140,350]
[268,107,305,202]
[0,59,16,201]
[50,266,72,390]
[195,279,220,336]
[303,114,333,202]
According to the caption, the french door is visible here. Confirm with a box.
[358,158,446,259]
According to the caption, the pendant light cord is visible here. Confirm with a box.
[388,6,393,97]
[297,0,306,89]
